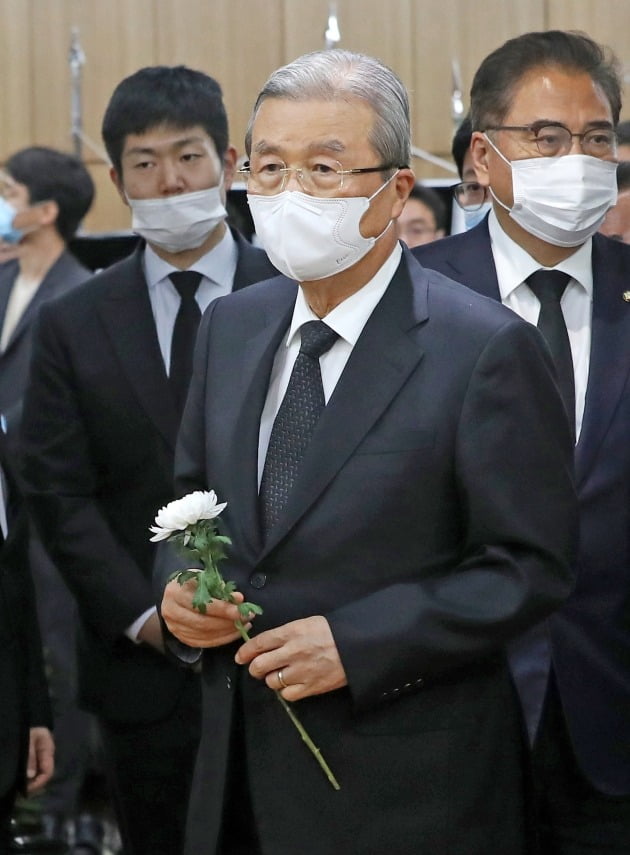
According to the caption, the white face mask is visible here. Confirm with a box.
[485,135,618,247]
[246,172,397,282]
[127,184,227,253]
[464,202,492,231]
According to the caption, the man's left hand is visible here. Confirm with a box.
[235,615,347,701]
[26,727,55,793]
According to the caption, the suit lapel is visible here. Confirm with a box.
[97,249,179,447]
[0,261,18,331]
[6,252,71,352]
[231,229,275,291]
[426,221,501,300]
[260,252,428,558]
[225,281,296,560]
[575,236,630,484]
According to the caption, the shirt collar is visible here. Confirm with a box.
[286,242,403,348]
[143,226,237,291]
[488,209,593,299]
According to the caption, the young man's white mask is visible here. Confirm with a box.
[127,184,227,253]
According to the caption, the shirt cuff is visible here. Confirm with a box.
[125,606,157,643]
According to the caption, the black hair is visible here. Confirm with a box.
[102,66,229,175]
[616,161,630,191]
[6,146,95,242]
[406,183,447,232]
[470,30,622,132]
[451,115,472,179]
[616,119,630,146]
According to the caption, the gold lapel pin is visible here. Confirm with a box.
[623,291,630,302]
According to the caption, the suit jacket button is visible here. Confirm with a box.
[250,572,267,589]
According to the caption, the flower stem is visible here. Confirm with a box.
[234,621,341,790]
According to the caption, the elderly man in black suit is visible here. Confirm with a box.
[157,50,577,855]
[20,66,275,855]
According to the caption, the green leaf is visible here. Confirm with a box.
[240,601,263,616]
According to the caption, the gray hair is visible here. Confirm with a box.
[245,50,410,168]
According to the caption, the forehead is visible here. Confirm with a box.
[504,66,613,124]
[0,170,28,199]
[250,96,378,158]
[121,124,218,157]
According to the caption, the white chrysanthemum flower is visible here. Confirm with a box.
[149,490,227,541]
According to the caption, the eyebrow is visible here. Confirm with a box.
[123,136,208,158]
[252,138,347,156]
[527,119,614,130]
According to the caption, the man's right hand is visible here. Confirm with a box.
[161,577,251,648]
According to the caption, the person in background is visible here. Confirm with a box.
[0,426,54,852]
[415,29,630,854]
[450,115,492,231]
[614,118,630,160]
[396,181,446,246]
[19,65,275,855]
[157,48,575,855]
[599,160,630,242]
[0,147,96,850]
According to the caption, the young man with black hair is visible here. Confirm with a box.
[416,30,630,853]
[20,66,275,855]
[396,182,446,247]
[0,146,94,434]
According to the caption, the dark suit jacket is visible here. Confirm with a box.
[161,248,576,854]
[0,431,51,799]
[414,222,630,795]
[19,232,275,724]
[0,250,91,438]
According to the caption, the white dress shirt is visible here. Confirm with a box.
[258,243,402,485]
[0,272,41,351]
[488,211,592,439]
[143,226,238,372]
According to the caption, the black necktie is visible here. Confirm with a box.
[526,269,575,432]
[260,320,339,537]
[169,271,203,416]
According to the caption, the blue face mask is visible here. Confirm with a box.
[464,202,492,231]
[0,197,23,243]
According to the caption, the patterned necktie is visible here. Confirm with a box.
[169,271,203,416]
[526,269,575,435]
[260,320,339,537]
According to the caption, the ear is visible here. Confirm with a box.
[109,166,128,206]
[390,168,416,219]
[470,131,491,186]
[38,200,59,227]
[221,145,238,192]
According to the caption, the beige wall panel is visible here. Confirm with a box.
[546,0,630,118]
[409,0,545,170]
[0,0,33,156]
[81,161,127,234]
[30,0,155,155]
[154,0,284,156]
[283,0,412,79]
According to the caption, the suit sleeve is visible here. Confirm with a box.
[328,318,578,712]
[20,303,154,644]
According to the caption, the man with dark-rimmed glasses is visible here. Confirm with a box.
[415,29,630,855]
